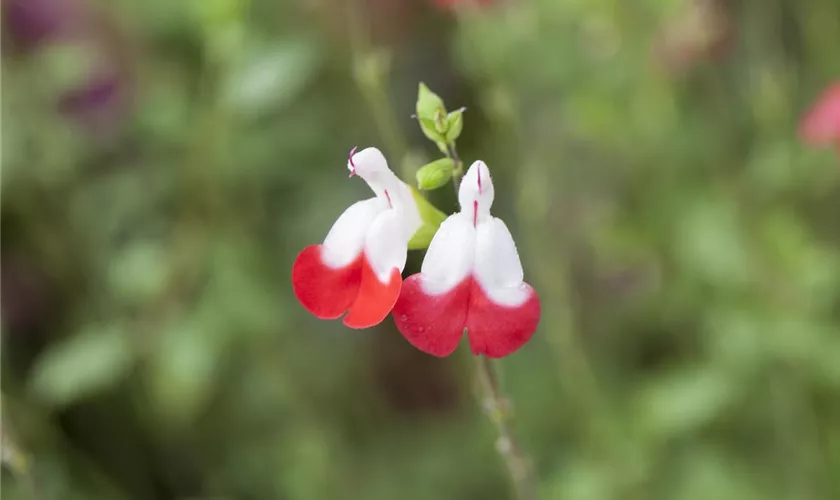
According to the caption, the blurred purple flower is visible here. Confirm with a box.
[3,0,133,136]
[2,0,80,49]
[58,71,127,126]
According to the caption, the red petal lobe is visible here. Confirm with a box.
[343,256,402,329]
[292,245,362,319]
[466,282,540,358]
[392,275,470,357]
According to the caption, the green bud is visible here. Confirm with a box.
[445,108,465,142]
[419,117,446,143]
[416,82,446,121]
[416,158,455,190]
[407,187,448,250]
[434,108,449,134]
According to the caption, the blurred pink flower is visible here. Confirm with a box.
[800,82,840,148]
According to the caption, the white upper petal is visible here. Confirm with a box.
[417,212,476,295]
[349,147,405,201]
[365,209,411,282]
[458,161,495,223]
[473,217,530,307]
[322,197,386,268]
[321,148,423,276]
[393,183,423,241]
[415,160,531,305]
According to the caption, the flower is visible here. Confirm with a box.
[2,0,78,50]
[800,82,840,147]
[292,147,422,329]
[392,161,540,358]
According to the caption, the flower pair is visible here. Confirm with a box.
[292,147,540,358]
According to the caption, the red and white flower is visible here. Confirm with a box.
[292,147,421,329]
[392,161,540,358]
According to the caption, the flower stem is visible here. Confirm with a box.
[447,144,539,500]
[475,356,539,500]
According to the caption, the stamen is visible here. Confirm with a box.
[348,146,358,177]
[385,189,393,209]
[477,167,482,193]
[473,200,478,227]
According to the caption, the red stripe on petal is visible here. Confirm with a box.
[292,245,362,319]
[466,281,540,358]
[392,275,470,357]
[343,256,402,329]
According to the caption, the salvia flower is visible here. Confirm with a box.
[392,161,540,358]
[800,82,840,149]
[292,147,422,329]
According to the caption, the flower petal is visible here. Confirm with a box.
[322,198,386,268]
[392,275,470,357]
[292,245,363,319]
[466,281,540,358]
[473,218,527,305]
[343,210,408,328]
[293,197,383,319]
[391,212,475,356]
[343,258,401,329]
[418,212,476,293]
[467,217,540,358]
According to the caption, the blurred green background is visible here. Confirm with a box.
[3,0,840,499]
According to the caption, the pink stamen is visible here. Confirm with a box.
[385,189,393,209]
[348,146,358,177]
[477,168,482,193]
[473,200,478,227]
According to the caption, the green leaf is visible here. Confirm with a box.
[636,367,736,438]
[445,108,465,142]
[224,40,320,117]
[416,158,455,190]
[147,317,219,424]
[29,325,134,407]
[677,199,753,287]
[108,241,170,306]
[435,140,450,155]
[416,82,445,121]
[407,187,448,250]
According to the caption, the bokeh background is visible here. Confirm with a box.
[3,0,840,499]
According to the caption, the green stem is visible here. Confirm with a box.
[474,356,539,500]
[447,144,539,500]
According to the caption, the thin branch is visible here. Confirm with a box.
[475,356,539,500]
